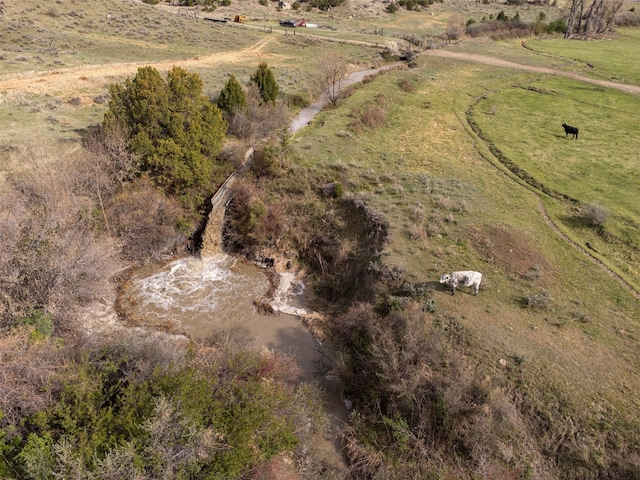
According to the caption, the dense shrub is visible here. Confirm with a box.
[310,0,345,11]
[106,176,190,260]
[227,85,291,141]
[285,92,311,108]
[225,181,285,249]
[396,0,435,10]
[467,15,566,37]
[615,11,640,26]
[217,73,247,115]
[547,18,567,33]
[385,2,399,12]
[103,66,227,208]
[350,104,387,131]
[525,289,552,309]
[580,202,610,227]
[251,63,279,105]
[361,104,386,128]
[251,144,282,178]
[0,338,313,479]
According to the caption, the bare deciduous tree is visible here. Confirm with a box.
[446,13,466,40]
[317,51,348,106]
[228,84,291,142]
[565,0,625,37]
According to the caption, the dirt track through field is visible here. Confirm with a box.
[2,35,639,100]
[0,36,279,99]
[424,49,640,96]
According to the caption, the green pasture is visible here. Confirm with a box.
[0,96,105,152]
[472,76,640,221]
[471,75,640,287]
[449,37,605,73]
[448,30,640,85]
[527,28,640,86]
[290,46,640,436]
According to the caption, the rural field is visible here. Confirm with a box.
[1,0,640,478]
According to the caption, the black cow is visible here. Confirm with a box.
[562,123,579,139]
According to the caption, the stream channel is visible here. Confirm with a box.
[118,62,406,474]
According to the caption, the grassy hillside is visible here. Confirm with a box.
[277,25,640,478]
[526,27,640,85]
[2,0,640,477]
[470,74,640,288]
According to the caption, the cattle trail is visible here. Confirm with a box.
[535,198,640,300]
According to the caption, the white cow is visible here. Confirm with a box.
[439,271,482,296]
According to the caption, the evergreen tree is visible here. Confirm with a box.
[103,66,227,207]
[217,74,247,114]
[251,63,279,105]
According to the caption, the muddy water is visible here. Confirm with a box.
[119,255,269,337]
[119,253,348,474]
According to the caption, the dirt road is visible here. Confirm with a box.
[423,49,640,96]
[2,31,639,101]
[0,36,279,100]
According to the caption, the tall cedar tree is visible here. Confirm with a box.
[251,63,279,105]
[103,66,227,205]
[218,74,247,114]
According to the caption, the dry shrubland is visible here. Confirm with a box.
[227,85,292,142]
[0,125,195,332]
[329,302,548,479]
[0,148,120,331]
[224,178,287,252]
[106,177,188,260]
[0,328,321,479]
[0,327,69,427]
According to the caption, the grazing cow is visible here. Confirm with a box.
[562,123,579,139]
[439,271,483,296]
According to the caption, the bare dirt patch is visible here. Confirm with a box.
[467,223,548,279]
